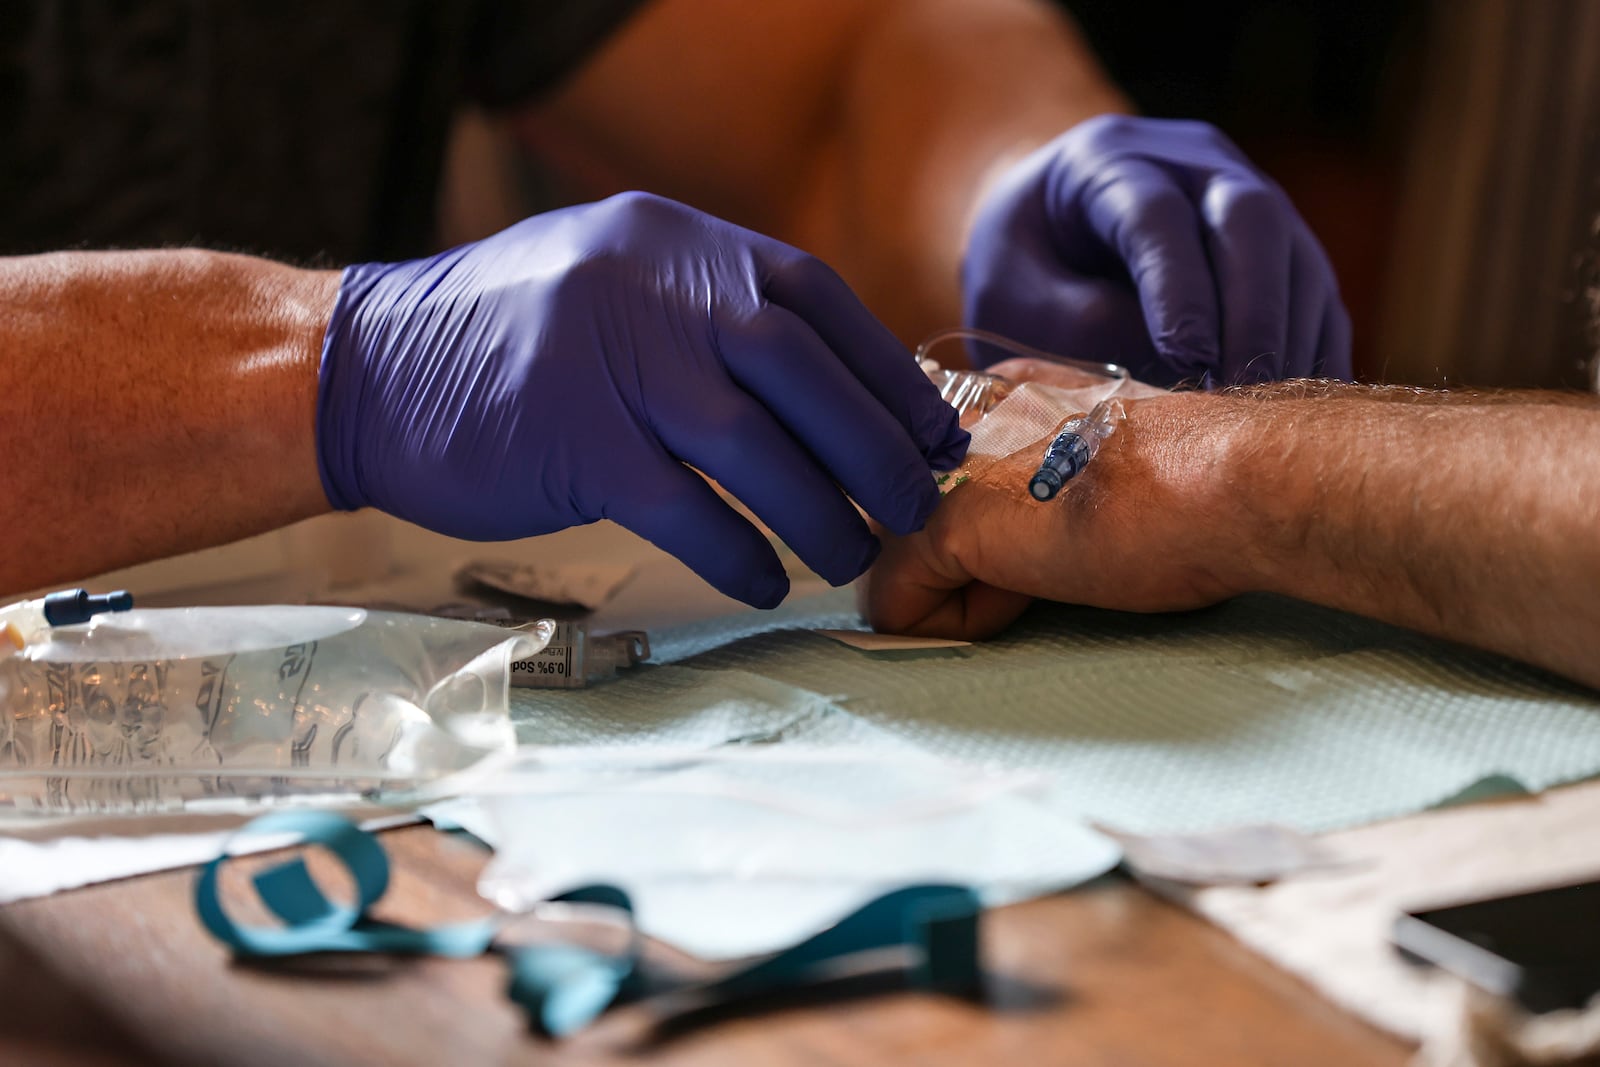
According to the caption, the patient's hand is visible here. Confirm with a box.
[871,363,1600,691]
[861,383,1257,640]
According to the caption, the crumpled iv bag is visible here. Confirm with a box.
[0,606,545,813]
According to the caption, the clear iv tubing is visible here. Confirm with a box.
[914,327,1129,423]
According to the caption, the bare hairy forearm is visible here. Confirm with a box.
[0,250,338,596]
[1228,387,1600,686]
[869,377,1600,688]
[522,0,1125,343]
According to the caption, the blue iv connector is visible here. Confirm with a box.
[1027,399,1125,501]
[41,589,135,626]
[1028,430,1093,500]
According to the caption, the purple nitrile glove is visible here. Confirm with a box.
[317,192,969,609]
[963,115,1352,386]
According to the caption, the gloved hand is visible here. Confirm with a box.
[318,192,969,608]
[963,115,1351,386]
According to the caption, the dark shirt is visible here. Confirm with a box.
[0,1,644,262]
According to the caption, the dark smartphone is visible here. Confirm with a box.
[1392,877,1600,1014]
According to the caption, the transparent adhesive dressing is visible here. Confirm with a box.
[1028,398,1128,501]
[0,607,546,814]
[916,328,1131,491]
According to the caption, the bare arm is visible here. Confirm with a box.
[514,0,1127,343]
[0,250,338,595]
[864,376,1600,689]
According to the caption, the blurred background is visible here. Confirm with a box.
[1061,0,1419,385]
[444,0,1597,389]
[6,0,1598,390]
[1057,0,1600,390]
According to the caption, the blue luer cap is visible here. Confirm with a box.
[41,588,135,627]
[1029,468,1065,501]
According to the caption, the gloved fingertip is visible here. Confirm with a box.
[927,429,971,472]
[823,537,884,588]
[745,571,790,611]
[883,479,942,537]
[914,401,965,458]
[853,536,883,580]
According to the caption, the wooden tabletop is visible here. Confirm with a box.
[0,825,1410,1066]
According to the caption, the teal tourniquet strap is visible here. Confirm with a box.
[697,884,983,1002]
[500,884,643,1038]
[194,810,499,959]
[195,813,984,1038]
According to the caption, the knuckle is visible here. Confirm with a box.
[718,306,791,369]
[1198,121,1245,157]
[1118,183,1191,234]
[701,402,770,461]
[1069,112,1138,152]
[550,250,624,300]
[1205,182,1283,231]
[766,249,838,296]
[600,190,694,232]
[606,189,669,214]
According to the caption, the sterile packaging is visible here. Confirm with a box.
[337,599,650,690]
[467,745,1120,959]
[0,606,546,814]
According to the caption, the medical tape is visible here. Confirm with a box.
[195,813,984,1038]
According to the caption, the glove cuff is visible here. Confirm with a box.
[315,262,391,513]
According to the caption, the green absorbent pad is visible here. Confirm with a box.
[510,590,1600,834]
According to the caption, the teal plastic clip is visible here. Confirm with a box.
[195,813,984,1039]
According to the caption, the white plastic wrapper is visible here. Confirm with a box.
[0,607,547,814]
[466,745,1121,959]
